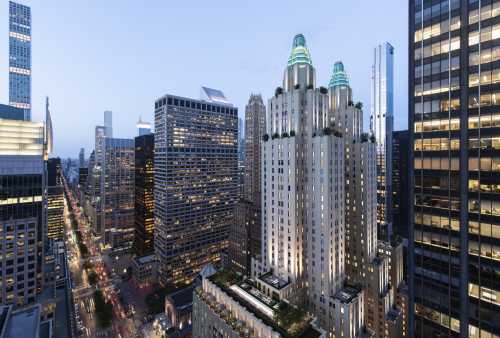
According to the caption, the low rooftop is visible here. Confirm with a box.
[5,304,41,338]
[333,286,361,304]
[207,269,321,338]
[259,272,290,290]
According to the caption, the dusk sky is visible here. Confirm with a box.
[0,0,408,158]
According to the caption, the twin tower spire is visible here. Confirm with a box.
[286,33,350,90]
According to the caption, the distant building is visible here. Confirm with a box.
[9,1,31,120]
[104,111,112,137]
[78,148,85,168]
[154,90,238,286]
[134,133,154,256]
[47,158,64,240]
[137,118,152,136]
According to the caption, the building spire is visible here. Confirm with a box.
[44,96,53,159]
[287,33,313,67]
[329,61,349,89]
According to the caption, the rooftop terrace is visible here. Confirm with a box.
[207,269,322,338]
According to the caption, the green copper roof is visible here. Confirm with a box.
[287,34,312,67]
[329,61,349,89]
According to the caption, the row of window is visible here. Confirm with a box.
[415,36,460,61]
[414,114,500,132]
[469,3,500,25]
[470,199,500,217]
[415,56,459,79]
[414,213,500,241]
[414,136,500,151]
[414,16,460,42]
[414,118,460,133]
[414,98,459,114]
[415,77,459,96]
[414,138,460,151]
[415,156,500,171]
[469,68,500,87]
[469,46,500,66]
[414,0,460,26]
[415,229,500,261]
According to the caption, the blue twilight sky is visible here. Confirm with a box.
[0,0,408,158]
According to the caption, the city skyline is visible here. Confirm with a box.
[0,0,407,158]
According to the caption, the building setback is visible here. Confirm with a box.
[134,133,155,256]
[410,1,500,337]
[154,91,238,286]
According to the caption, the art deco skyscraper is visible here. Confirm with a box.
[154,89,238,286]
[228,94,265,274]
[372,42,394,241]
[8,1,31,120]
[410,1,500,337]
[261,35,357,336]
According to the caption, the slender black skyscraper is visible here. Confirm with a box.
[410,1,500,337]
[134,133,154,256]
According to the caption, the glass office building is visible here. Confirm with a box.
[154,93,238,286]
[8,1,31,120]
[410,1,500,336]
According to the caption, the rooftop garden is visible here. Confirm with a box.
[207,269,319,338]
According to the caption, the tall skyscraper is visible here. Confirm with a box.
[89,126,106,236]
[102,138,135,251]
[154,89,238,286]
[0,118,45,306]
[134,133,155,256]
[47,158,64,240]
[228,94,265,274]
[8,1,31,120]
[410,2,500,337]
[104,110,113,137]
[79,148,85,168]
[372,42,394,242]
